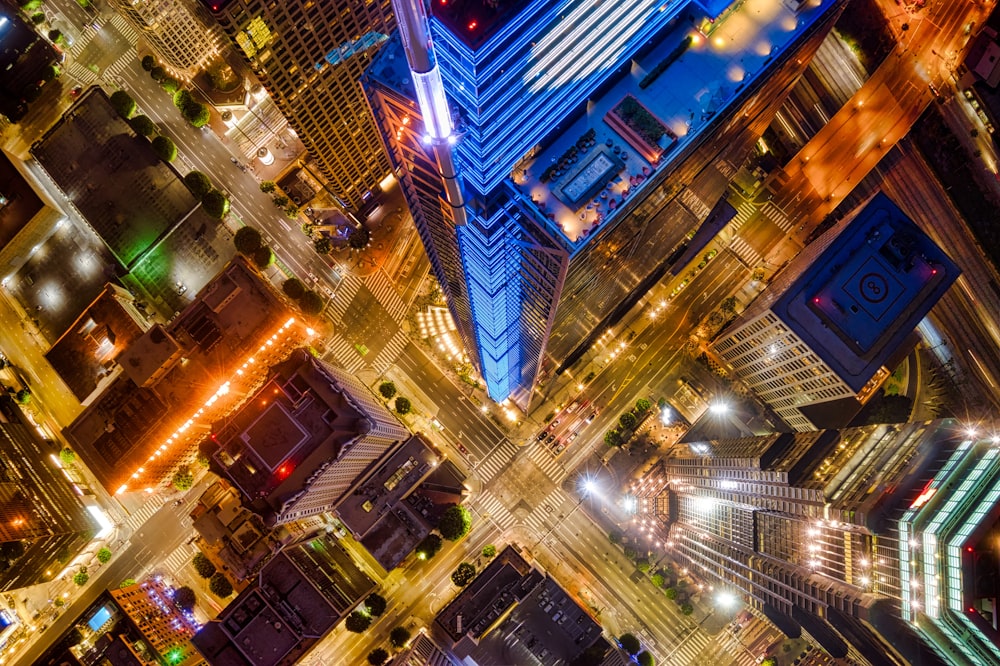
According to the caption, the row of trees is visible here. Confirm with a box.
[280,277,325,316]
[184,170,230,219]
[378,381,411,415]
[617,634,655,666]
[140,55,211,127]
[604,397,652,448]
[109,90,183,165]
[259,181,300,220]
[233,226,275,272]
[414,505,474,562]
[192,551,233,596]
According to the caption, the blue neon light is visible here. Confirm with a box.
[315,31,388,70]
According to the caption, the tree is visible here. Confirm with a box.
[259,180,276,194]
[196,452,210,468]
[378,381,397,399]
[161,78,180,94]
[15,388,31,405]
[251,245,274,270]
[150,65,167,83]
[208,573,233,597]
[313,237,332,254]
[193,552,216,579]
[233,226,264,255]
[604,429,623,447]
[73,570,89,586]
[451,562,476,586]
[120,578,136,589]
[173,89,192,110]
[141,55,156,71]
[0,541,25,562]
[173,586,196,612]
[59,448,76,465]
[184,171,213,198]
[636,558,650,573]
[345,610,372,633]
[31,13,45,25]
[96,547,112,564]
[415,534,442,560]
[184,102,211,128]
[650,573,664,588]
[618,633,641,656]
[297,290,324,316]
[151,135,178,162]
[367,648,389,666]
[680,603,694,615]
[129,114,157,137]
[47,29,66,46]
[482,544,497,559]
[665,587,677,600]
[282,277,305,299]
[284,205,300,219]
[272,194,290,208]
[761,659,777,666]
[720,296,738,314]
[109,90,137,119]
[636,651,655,666]
[619,412,637,430]
[609,530,622,544]
[365,592,387,617]
[172,466,194,491]
[201,190,229,220]
[348,227,371,249]
[41,64,59,82]
[438,505,472,541]
[394,396,411,415]
[635,397,651,413]
[389,626,411,648]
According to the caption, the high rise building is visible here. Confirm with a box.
[110,578,203,666]
[115,0,221,72]
[631,420,1000,666]
[714,193,958,430]
[204,347,410,525]
[0,396,102,592]
[363,0,844,407]
[202,0,393,207]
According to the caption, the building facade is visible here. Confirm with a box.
[115,0,221,72]
[110,578,203,666]
[631,420,1000,666]
[714,193,958,430]
[363,0,844,408]
[203,0,393,207]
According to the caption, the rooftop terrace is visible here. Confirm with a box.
[515,0,829,246]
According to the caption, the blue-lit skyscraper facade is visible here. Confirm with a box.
[364,0,844,407]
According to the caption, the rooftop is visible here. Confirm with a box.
[0,151,44,250]
[431,0,534,49]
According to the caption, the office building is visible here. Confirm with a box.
[0,395,102,592]
[631,419,1000,666]
[192,532,375,666]
[116,0,221,72]
[363,0,844,407]
[202,0,393,207]
[110,578,204,666]
[714,193,958,430]
[0,3,60,122]
[205,347,410,526]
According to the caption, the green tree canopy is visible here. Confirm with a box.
[251,245,274,270]
[128,114,157,137]
[193,552,216,579]
[161,77,180,94]
[41,64,59,82]
[604,429,623,447]
[184,171,213,198]
[761,659,777,666]
[378,381,397,399]
[73,570,89,586]
[272,194,290,208]
[233,226,264,255]
[284,205,300,219]
[664,587,677,600]
[394,396,411,415]
[151,135,177,162]
[201,190,230,219]
[120,578,136,588]
[96,547,112,564]
[47,29,66,45]
[365,592,387,617]
[438,505,472,541]
[183,102,211,128]
[150,65,167,83]
[650,573,664,588]
[173,89,192,110]
[389,626,411,648]
[173,586,196,612]
[415,533,442,560]
[636,651,655,666]
[282,277,305,299]
[313,237,332,254]
[345,610,372,633]
[30,12,44,24]
[109,90,137,119]
[172,466,194,491]
[259,180,276,194]
[297,290,324,316]
[680,603,694,615]
[619,412,637,430]
[367,648,389,666]
[635,397,652,412]
[348,227,371,249]
[451,562,476,586]
[15,388,31,405]
[482,544,497,559]
[618,633,641,656]
[59,448,76,465]
[141,55,156,71]
[208,573,233,597]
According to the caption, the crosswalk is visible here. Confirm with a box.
[365,272,407,320]
[125,498,165,531]
[670,629,712,666]
[106,14,141,44]
[324,334,365,373]
[526,445,567,483]
[324,272,362,322]
[473,489,517,531]
[729,202,757,233]
[728,237,760,267]
[474,439,520,483]
[762,201,793,232]
[523,487,567,535]
[160,543,197,575]
[369,329,410,375]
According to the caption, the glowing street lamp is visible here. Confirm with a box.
[708,400,729,415]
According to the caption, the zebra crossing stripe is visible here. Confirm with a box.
[365,273,406,320]
[474,490,515,530]
[763,201,792,232]
[728,238,760,266]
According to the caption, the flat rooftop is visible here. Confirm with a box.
[0,151,44,249]
[774,193,959,391]
[431,0,534,49]
[511,0,831,247]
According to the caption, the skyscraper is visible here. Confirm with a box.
[116,0,221,73]
[631,420,1000,666]
[203,0,394,207]
[363,0,844,407]
[714,193,958,431]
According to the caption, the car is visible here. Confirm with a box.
[536,431,547,441]
[552,418,561,426]
[566,401,580,413]
[546,434,555,444]
[555,444,565,453]
[568,433,579,442]
[585,411,597,424]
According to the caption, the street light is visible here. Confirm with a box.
[708,401,729,415]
